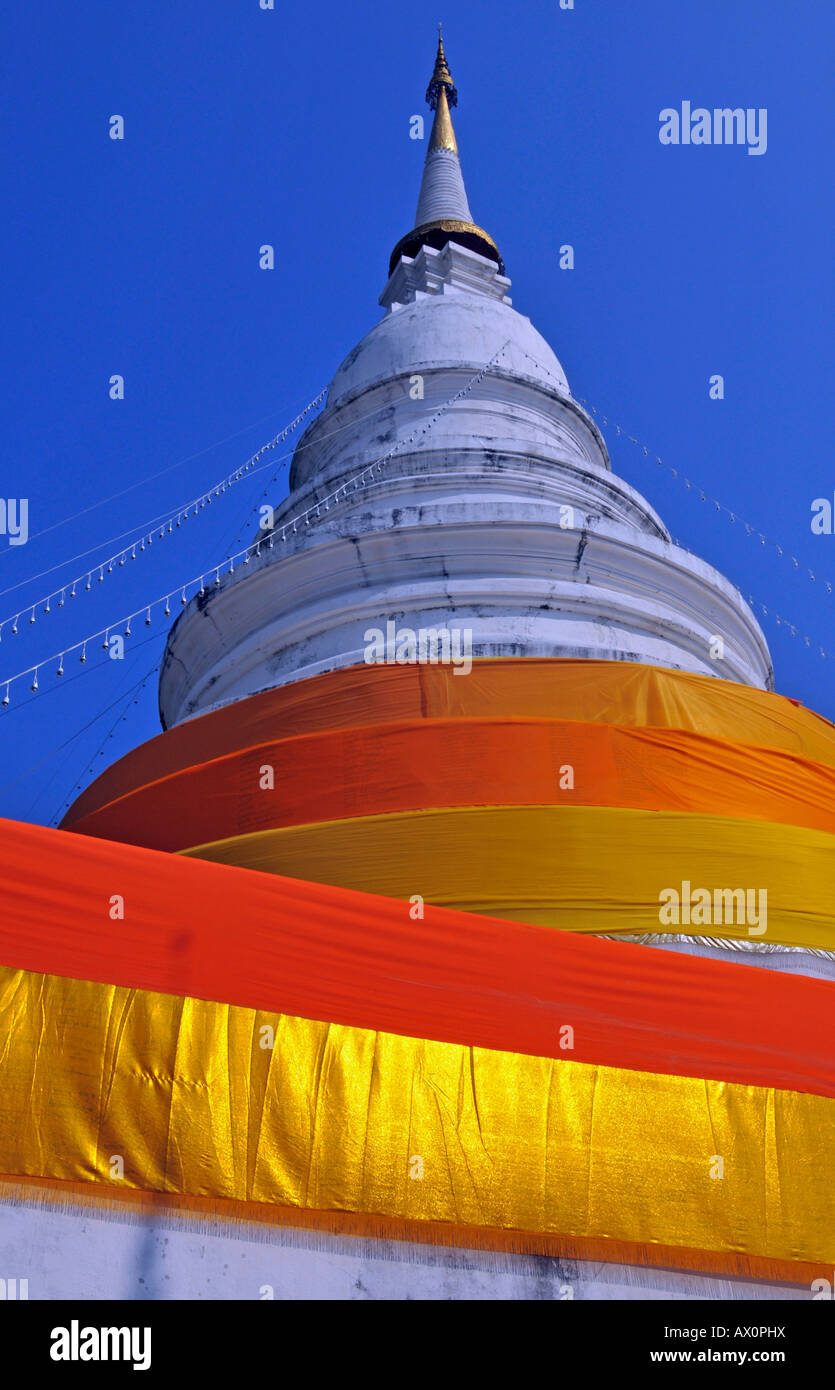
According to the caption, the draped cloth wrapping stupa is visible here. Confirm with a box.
[0,656,831,1286]
[63,662,835,952]
[1,34,832,1298]
[0,812,833,1285]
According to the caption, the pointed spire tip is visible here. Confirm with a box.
[426,26,457,110]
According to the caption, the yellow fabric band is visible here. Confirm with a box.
[181,804,835,950]
[0,964,831,1265]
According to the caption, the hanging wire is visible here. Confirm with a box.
[18,656,159,821]
[0,638,165,806]
[49,661,162,825]
[0,388,331,562]
[512,346,831,599]
[0,390,328,634]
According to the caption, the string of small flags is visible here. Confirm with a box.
[745,592,830,660]
[579,398,832,597]
[0,389,328,643]
[0,345,509,710]
[669,530,831,658]
[3,377,472,612]
[529,341,833,666]
[515,347,832,598]
[3,387,403,607]
[0,642,165,809]
[221,349,514,552]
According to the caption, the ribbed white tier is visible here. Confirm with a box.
[160,243,770,725]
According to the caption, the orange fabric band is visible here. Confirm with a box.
[66,717,835,851]
[0,816,832,1098]
[62,659,835,826]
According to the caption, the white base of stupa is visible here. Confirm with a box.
[0,1199,805,1301]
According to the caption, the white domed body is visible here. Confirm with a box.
[160,240,771,726]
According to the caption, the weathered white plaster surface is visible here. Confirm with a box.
[617,937,835,981]
[160,244,771,725]
[0,1201,807,1301]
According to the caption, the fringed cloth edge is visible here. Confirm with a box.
[0,1173,822,1291]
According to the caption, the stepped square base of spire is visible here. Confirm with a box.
[381,240,512,312]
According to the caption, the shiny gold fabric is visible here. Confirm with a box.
[182,804,835,950]
[1,965,831,1263]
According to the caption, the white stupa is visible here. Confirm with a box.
[144,41,796,1299]
[159,35,771,728]
[7,34,806,1305]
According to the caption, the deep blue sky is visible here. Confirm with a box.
[1,0,833,824]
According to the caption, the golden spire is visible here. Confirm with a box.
[428,83,458,153]
[425,25,459,154]
[425,26,458,111]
